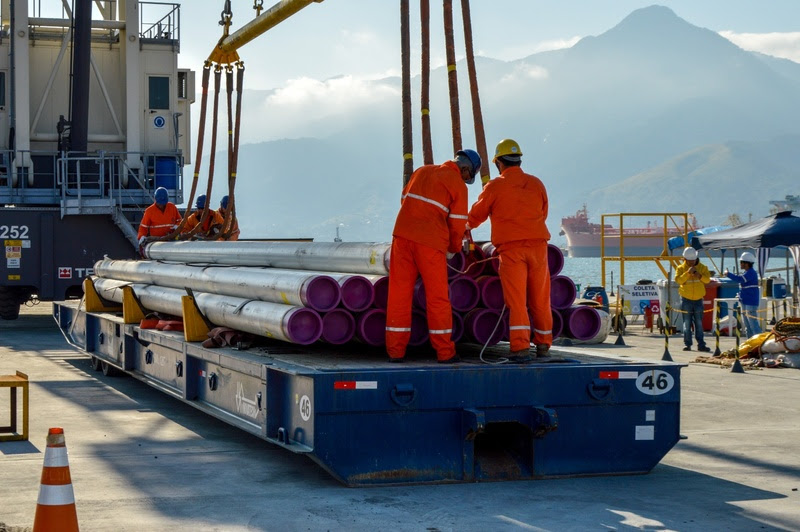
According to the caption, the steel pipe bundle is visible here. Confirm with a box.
[566,309,610,345]
[560,305,603,341]
[144,241,391,275]
[94,259,341,312]
[410,310,430,346]
[479,243,500,274]
[547,244,565,276]
[355,309,386,346]
[321,309,356,345]
[362,275,389,310]
[476,275,504,310]
[92,278,322,345]
[464,308,506,346]
[550,275,577,310]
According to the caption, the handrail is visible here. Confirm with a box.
[0,149,183,214]
[599,212,692,288]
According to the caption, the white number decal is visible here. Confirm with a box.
[0,225,29,239]
[299,395,312,421]
[635,370,674,396]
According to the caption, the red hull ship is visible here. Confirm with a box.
[559,205,685,258]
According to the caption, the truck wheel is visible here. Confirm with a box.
[0,287,21,321]
[90,356,103,371]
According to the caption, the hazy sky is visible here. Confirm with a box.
[175,0,800,88]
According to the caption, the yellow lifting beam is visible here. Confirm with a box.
[208,0,325,66]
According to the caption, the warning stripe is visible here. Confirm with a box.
[43,447,69,467]
[599,371,638,379]
[334,381,378,390]
[41,466,72,485]
[37,484,76,506]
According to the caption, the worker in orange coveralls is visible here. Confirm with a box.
[182,194,224,239]
[217,195,240,241]
[386,149,482,363]
[137,187,181,253]
[467,139,552,359]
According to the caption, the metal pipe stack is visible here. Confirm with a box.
[92,241,601,351]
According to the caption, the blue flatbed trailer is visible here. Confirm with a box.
[53,300,684,487]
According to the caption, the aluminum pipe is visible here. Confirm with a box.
[94,259,341,313]
[92,278,322,345]
[144,241,391,275]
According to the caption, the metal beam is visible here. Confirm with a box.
[209,0,324,64]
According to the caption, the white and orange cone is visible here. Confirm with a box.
[33,427,79,531]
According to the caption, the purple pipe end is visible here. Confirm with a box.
[450,275,480,312]
[304,275,342,312]
[447,252,466,279]
[321,309,356,345]
[340,276,375,312]
[372,276,389,309]
[480,243,500,275]
[463,247,487,278]
[465,308,505,346]
[551,309,563,340]
[284,308,323,345]
[409,310,429,346]
[477,275,504,310]
[550,275,577,310]
[356,308,386,346]
[547,244,565,276]
[563,306,602,341]
[451,312,464,343]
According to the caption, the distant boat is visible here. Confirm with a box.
[769,195,800,214]
[559,205,688,258]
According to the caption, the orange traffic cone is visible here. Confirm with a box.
[33,427,79,531]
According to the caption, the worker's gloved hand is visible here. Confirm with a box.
[446,252,455,260]
[138,236,147,246]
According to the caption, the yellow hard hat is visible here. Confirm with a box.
[493,138,523,162]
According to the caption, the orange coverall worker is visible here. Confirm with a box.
[217,208,240,241]
[137,202,181,240]
[468,166,553,351]
[386,160,468,361]
[183,209,224,237]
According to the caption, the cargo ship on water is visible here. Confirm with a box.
[559,205,689,258]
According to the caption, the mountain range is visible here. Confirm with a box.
[194,5,800,244]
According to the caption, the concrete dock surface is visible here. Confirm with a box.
[2,303,799,531]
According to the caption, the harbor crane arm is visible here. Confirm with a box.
[208,0,325,66]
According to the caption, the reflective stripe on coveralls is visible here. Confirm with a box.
[137,203,182,240]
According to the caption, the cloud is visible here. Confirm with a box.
[719,31,800,63]
[500,63,550,84]
[234,75,399,141]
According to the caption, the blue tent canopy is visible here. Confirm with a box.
[695,212,800,250]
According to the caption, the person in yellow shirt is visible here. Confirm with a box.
[675,247,711,352]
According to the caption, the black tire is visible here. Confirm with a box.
[0,287,21,321]
[90,356,103,371]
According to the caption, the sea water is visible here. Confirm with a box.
[561,256,796,293]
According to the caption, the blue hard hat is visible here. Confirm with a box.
[154,187,169,206]
[456,149,482,183]
[196,194,207,209]
[220,195,229,209]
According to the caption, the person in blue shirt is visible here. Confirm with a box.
[724,251,762,338]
